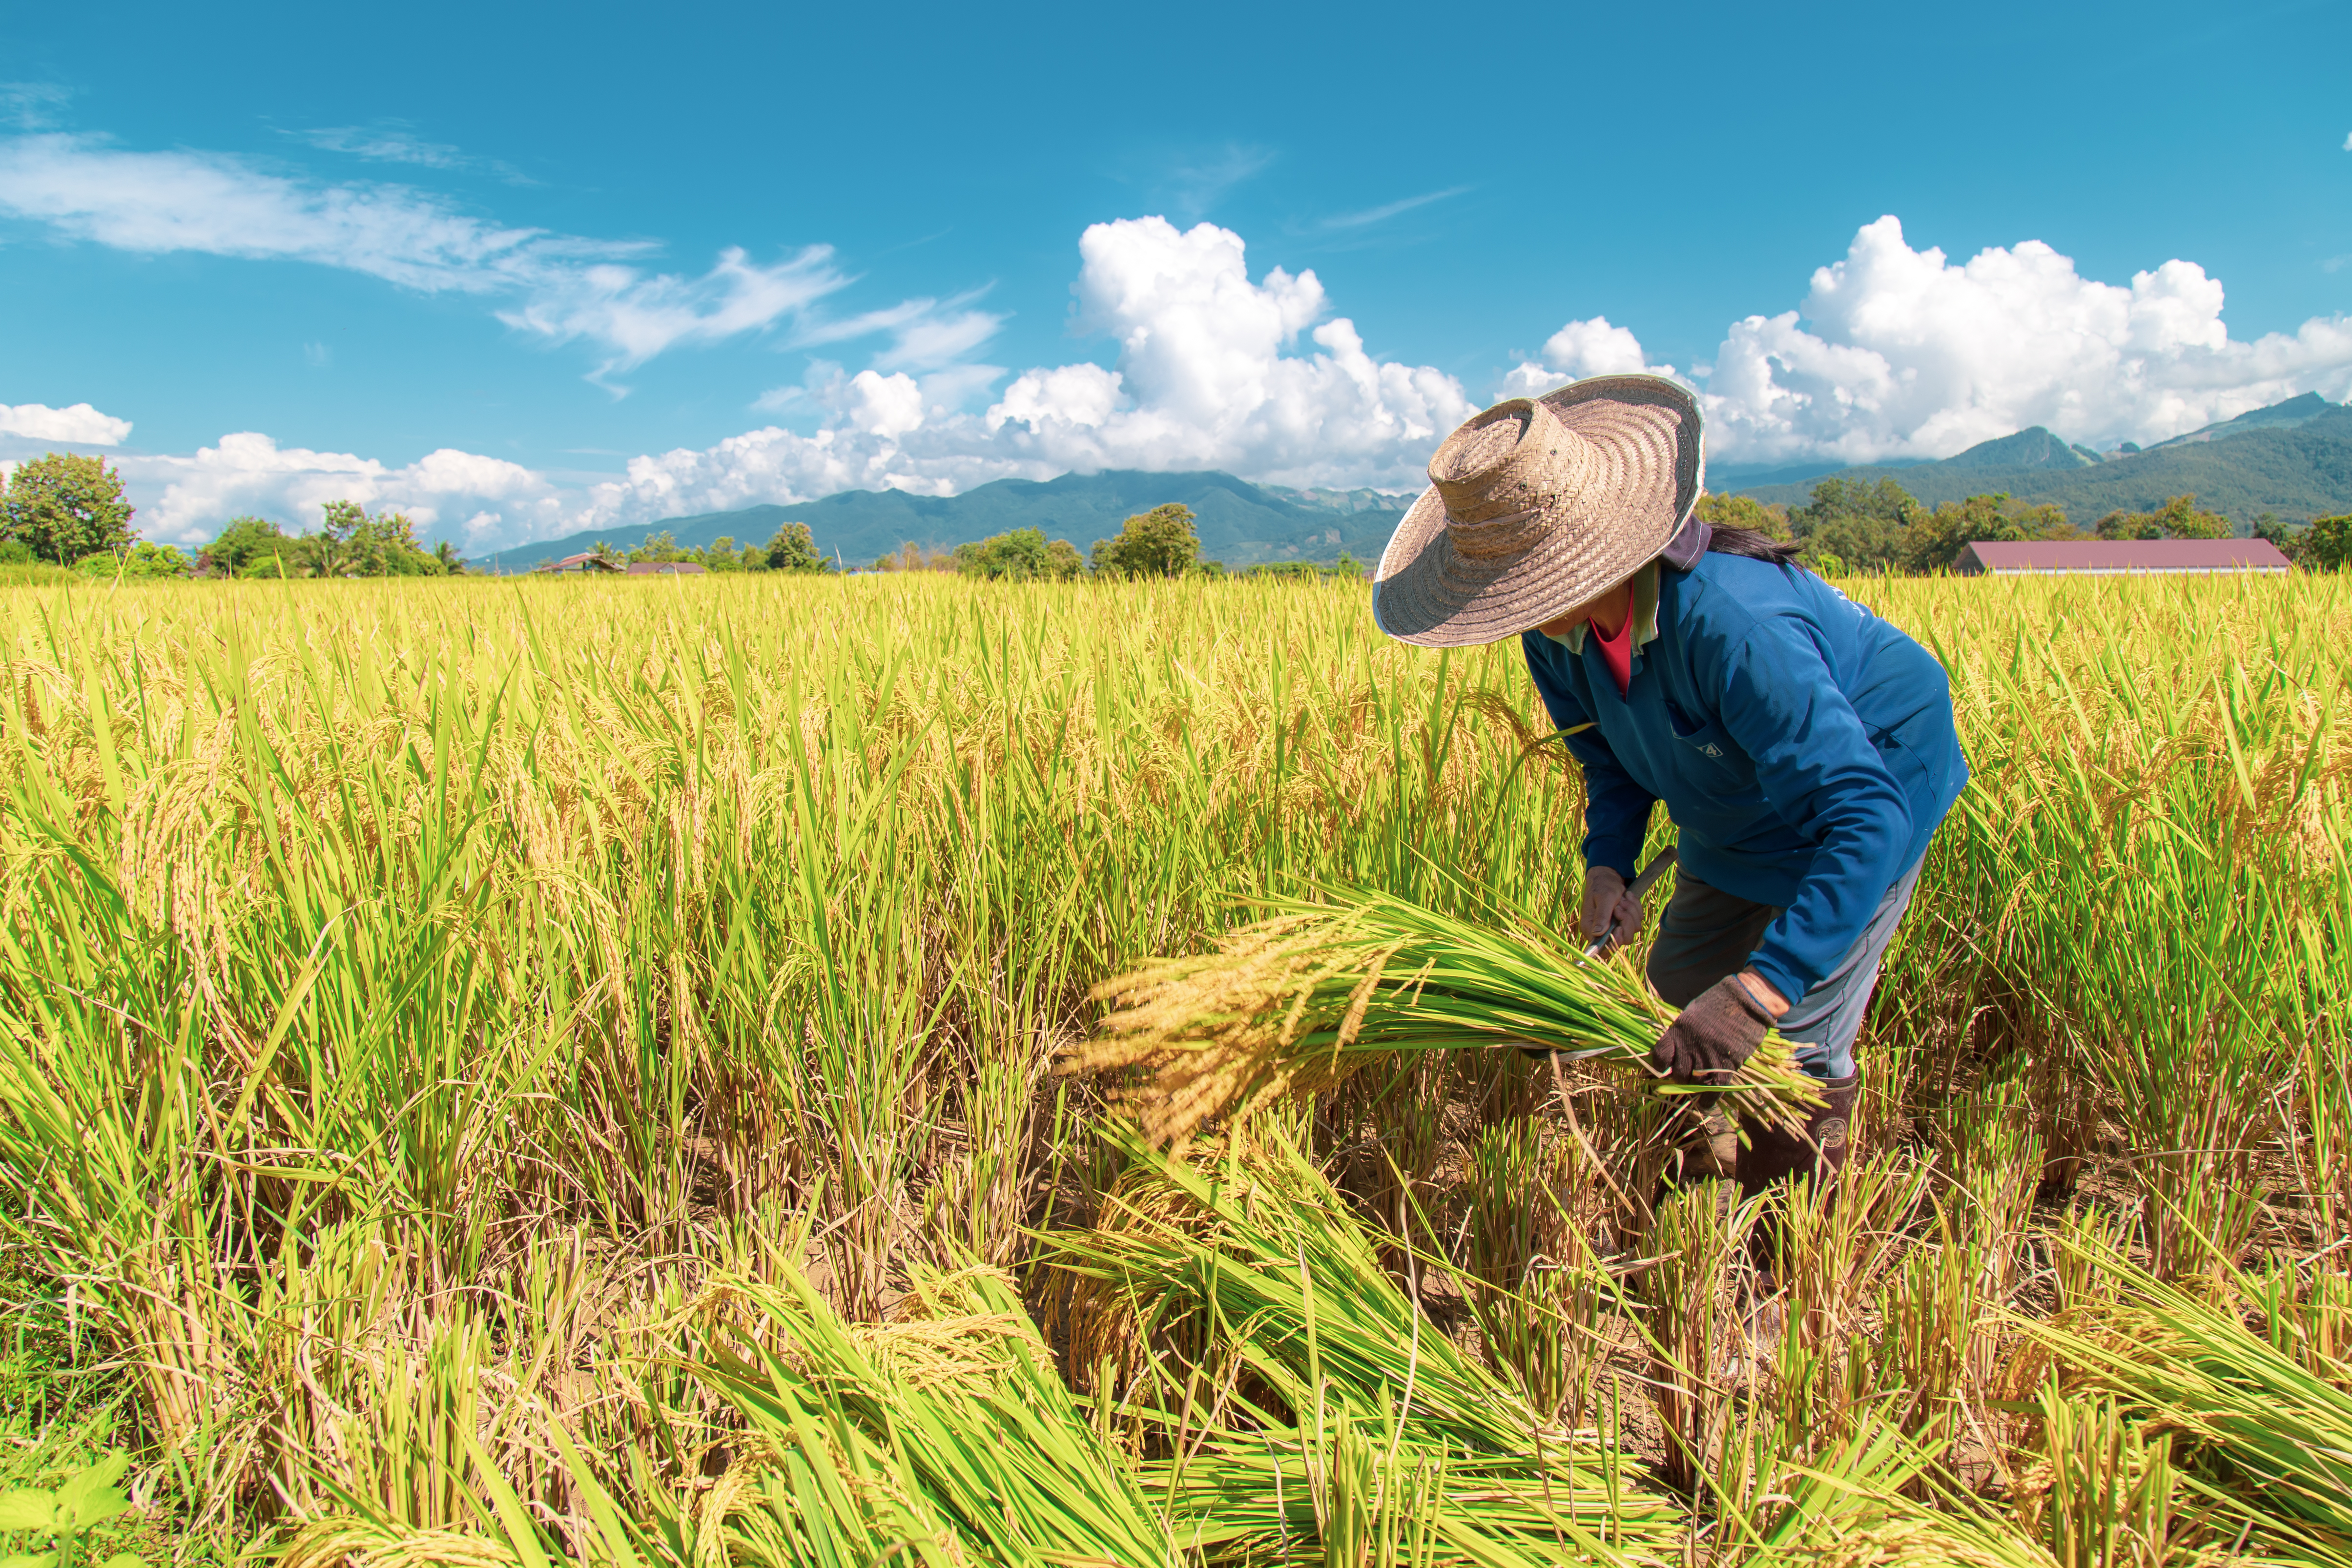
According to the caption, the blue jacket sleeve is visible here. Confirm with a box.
[1521,633,1656,881]
[1706,621,1914,1001]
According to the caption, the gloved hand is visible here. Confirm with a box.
[1580,867,1645,953]
[1649,973,1777,1082]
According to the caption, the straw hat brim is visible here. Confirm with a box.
[1371,374,1704,648]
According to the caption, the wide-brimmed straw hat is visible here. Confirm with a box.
[1371,374,1704,647]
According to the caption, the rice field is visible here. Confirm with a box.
[0,568,2346,1564]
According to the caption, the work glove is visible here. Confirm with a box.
[1650,973,1776,1083]
[1580,867,1645,954]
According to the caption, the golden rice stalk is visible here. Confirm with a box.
[1068,886,1823,1148]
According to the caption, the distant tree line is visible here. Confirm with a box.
[2256,513,2352,570]
[874,502,1371,583]
[203,504,467,578]
[16,444,2344,589]
[872,502,1210,582]
[0,450,502,582]
[1699,480,2351,573]
[538,519,835,575]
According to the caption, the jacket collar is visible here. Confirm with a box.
[1539,512,1709,655]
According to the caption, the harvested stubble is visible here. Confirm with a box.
[1072,886,1823,1148]
[0,568,2346,1563]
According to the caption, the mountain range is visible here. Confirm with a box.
[470,469,1409,574]
[1735,393,2352,522]
[470,392,2351,571]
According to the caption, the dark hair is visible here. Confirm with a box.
[1705,524,1805,568]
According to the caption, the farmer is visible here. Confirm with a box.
[1369,376,1967,1198]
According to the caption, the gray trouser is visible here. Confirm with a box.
[1644,857,1925,1080]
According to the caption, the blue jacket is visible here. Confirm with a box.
[1523,552,1967,1003]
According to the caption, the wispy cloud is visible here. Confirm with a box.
[299,122,534,184]
[2343,130,2352,151]
[1320,185,1471,230]
[1163,144,1274,221]
[499,246,849,393]
[0,83,70,131]
[791,297,934,349]
[0,132,587,290]
[0,132,856,392]
[790,288,1004,370]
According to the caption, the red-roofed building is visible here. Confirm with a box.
[539,552,622,573]
[625,560,708,576]
[1953,538,2292,576]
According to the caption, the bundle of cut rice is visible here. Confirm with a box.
[1066,886,1823,1148]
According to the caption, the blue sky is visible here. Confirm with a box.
[2,0,2348,549]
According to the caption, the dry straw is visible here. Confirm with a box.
[1068,884,1823,1148]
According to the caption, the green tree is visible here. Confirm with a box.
[2300,514,2352,571]
[75,541,192,579]
[2093,494,2232,540]
[699,535,750,572]
[1897,492,2074,573]
[959,527,1060,581]
[315,500,444,576]
[1785,477,1919,572]
[627,529,685,564]
[2249,513,2297,563]
[764,520,831,574]
[1044,537,1084,580]
[1094,502,1199,578]
[1693,491,1792,539]
[314,498,366,576]
[2,453,136,565]
[240,540,320,578]
[433,540,469,575]
[198,516,289,577]
[362,509,441,575]
[874,540,956,573]
[1788,476,1918,533]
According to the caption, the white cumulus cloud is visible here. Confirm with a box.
[569,215,1473,536]
[981,216,1471,488]
[97,210,2352,555]
[0,401,132,444]
[116,432,562,546]
[1514,216,2352,463]
[1496,316,1673,399]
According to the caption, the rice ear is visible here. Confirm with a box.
[1066,887,1824,1149]
[1337,938,1407,1049]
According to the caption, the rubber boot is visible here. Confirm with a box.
[1738,1070,1860,1201]
[1654,1092,1738,1216]
[1738,1071,1861,1279]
